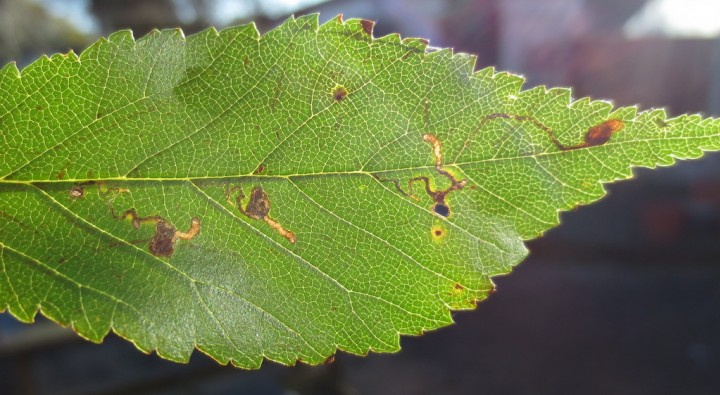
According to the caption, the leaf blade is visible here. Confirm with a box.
[1,14,719,368]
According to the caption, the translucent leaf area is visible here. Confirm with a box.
[1,15,719,368]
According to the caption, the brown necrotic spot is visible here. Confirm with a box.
[360,19,375,36]
[148,221,177,257]
[69,186,84,199]
[245,186,271,220]
[148,217,201,257]
[431,224,447,241]
[583,119,624,148]
[332,85,348,101]
[451,282,467,297]
[254,164,266,175]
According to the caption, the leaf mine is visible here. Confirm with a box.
[226,185,297,244]
[373,134,468,218]
[460,113,624,156]
[410,134,468,217]
[115,208,201,257]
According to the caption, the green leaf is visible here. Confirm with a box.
[1,14,718,368]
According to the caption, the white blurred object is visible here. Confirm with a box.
[625,0,720,38]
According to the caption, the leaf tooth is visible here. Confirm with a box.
[0,59,20,78]
[107,29,136,45]
[294,12,320,32]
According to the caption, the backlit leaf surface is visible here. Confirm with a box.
[1,15,719,367]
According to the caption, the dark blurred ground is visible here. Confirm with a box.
[2,0,720,394]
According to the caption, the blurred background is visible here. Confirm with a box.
[2,0,720,394]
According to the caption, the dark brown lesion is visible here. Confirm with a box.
[463,113,624,154]
[148,217,201,258]
[360,19,374,36]
[226,185,297,244]
[580,119,624,148]
[332,85,348,101]
[112,208,201,258]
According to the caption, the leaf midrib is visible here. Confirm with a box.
[3,129,719,185]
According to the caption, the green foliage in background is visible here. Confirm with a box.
[1,14,719,368]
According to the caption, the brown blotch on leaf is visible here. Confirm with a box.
[254,164,266,175]
[148,221,177,257]
[582,119,624,148]
[148,217,201,257]
[244,186,271,220]
[332,85,348,101]
[431,224,447,241]
[69,186,84,199]
[451,282,468,296]
[35,105,43,111]
[360,19,374,36]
